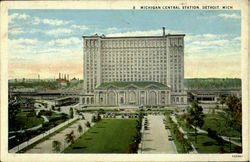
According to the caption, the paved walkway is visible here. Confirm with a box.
[141,115,177,154]
[26,113,93,153]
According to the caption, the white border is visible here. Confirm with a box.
[0,0,249,161]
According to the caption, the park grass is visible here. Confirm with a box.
[166,116,190,153]
[202,114,240,137]
[63,119,138,153]
[187,133,239,153]
[10,112,44,131]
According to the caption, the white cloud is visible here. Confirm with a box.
[185,33,229,42]
[42,18,70,26]
[32,17,41,25]
[191,39,229,46]
[106,29,162,37]
[233,36,241,41]
[44,28,73,36]
[9,38,39,45]
[19,13,30,20]
[9,13,30,24]
[9,12,70,26]
[71,24,88,31]
[9,13,19,24]
[218,13,240,19]
[9,27,24,35]
[105,28,184,37]
[48,37,81,46]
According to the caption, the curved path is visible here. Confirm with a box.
[141,115,177,154]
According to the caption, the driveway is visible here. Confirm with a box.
[141,115,177,154]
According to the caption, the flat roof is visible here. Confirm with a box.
[82,34,185,39]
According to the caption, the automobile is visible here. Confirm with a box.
[168,137,173,141]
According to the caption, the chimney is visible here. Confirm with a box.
[59,73,61,79]
[162,27,165,36]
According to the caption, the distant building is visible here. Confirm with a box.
[56,73,69,85]
[81,27,187,106]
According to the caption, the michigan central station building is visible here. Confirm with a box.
[79,27,187,106]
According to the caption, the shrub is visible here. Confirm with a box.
[85,121,91,128]
[91,115,97,123]
[69,108,74,118]
[52,140,61,152]
[207,128,217,139]
[128,143,138,153]
[42,110,52,116]
[97,114,101,122]
[27,111,35,117]
[98,109,104,114]
[207,128,224,145]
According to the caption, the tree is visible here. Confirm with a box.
[78,124,83,135]
[8,101,20,130]
[218,95,226,108]
[52,140,61,152]
[220,95,242,152]
[65,130,75,144]
[187,101,205,143]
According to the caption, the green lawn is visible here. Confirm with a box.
[63,119,138,153]
[175,115,194,132]
[187,133,240,153]
[10,112,44,131]
[202,114,241,137]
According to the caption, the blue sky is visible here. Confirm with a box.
[8,10,241,79]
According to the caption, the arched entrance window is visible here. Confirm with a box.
[108,92,116,105]
[120,97,124,104]
[129,91,136,104]
[149,91,157,105]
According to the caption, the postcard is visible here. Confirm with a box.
[0,0,249,161]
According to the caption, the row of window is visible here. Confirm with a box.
[85,38,183,46]
[100,39,167,48]
[101,78,167,82]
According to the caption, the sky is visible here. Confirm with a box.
[8,10,241,79]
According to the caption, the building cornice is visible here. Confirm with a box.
[82,34,185,39]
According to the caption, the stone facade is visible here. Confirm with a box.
[82,27,187,105]
[94,82,171,106]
